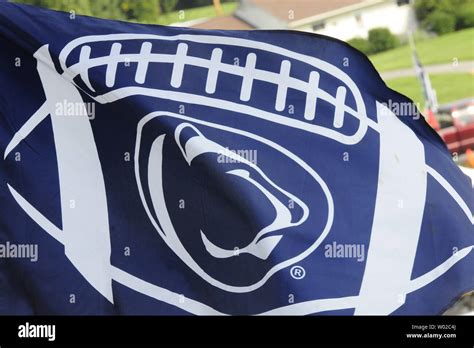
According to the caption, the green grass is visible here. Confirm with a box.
[154,2,238,26]
[369,28,474,72]
[386,73,474,107]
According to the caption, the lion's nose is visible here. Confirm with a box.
[172,123,309,260]
[174,123,224,165]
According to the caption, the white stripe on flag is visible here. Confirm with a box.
[355,102,427,315]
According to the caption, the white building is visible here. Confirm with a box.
[193,0,416,42]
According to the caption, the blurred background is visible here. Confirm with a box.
[11,0,474,314]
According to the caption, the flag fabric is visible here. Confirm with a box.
[0,2,472,315]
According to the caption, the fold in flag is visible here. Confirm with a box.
[0,3,472,315]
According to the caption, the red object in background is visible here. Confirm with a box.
[426,108,439,130]
[466,148,474,167]
[433,98,474,155]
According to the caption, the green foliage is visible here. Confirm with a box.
[176,0,234,10]
[455,3,474,29]
[347,28,399,55]
[415,0,473,34]
[15,0,238,23]
[161,0,179,13]
[18,0,93,16]
[347,37,371,55]
[415,0,452,21]
[414,0,470,21]
[367,28,399,54]
[177,0,211,9]
[90,0,125,20]
[19,0,164,20]
[423,11,456,35]
[154,1,238,25]
[120,0,161,22]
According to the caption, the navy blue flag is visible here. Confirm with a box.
[0,2,472,315]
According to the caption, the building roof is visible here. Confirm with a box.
[192,15,252,30]
[191,0,378,30]
[250,0,364,22]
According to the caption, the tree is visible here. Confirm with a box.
[17,0,92,16]
[347,37,371,55]
[367,28,398,54]
[423,11,456,35]
[161,0,178,13]
[120,0,161,22]
[455,3,474,29]
[415,0,473,32]
[415,0,450,21]
[90,0,126,20]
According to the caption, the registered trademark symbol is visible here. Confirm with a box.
[290,265,305,279]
